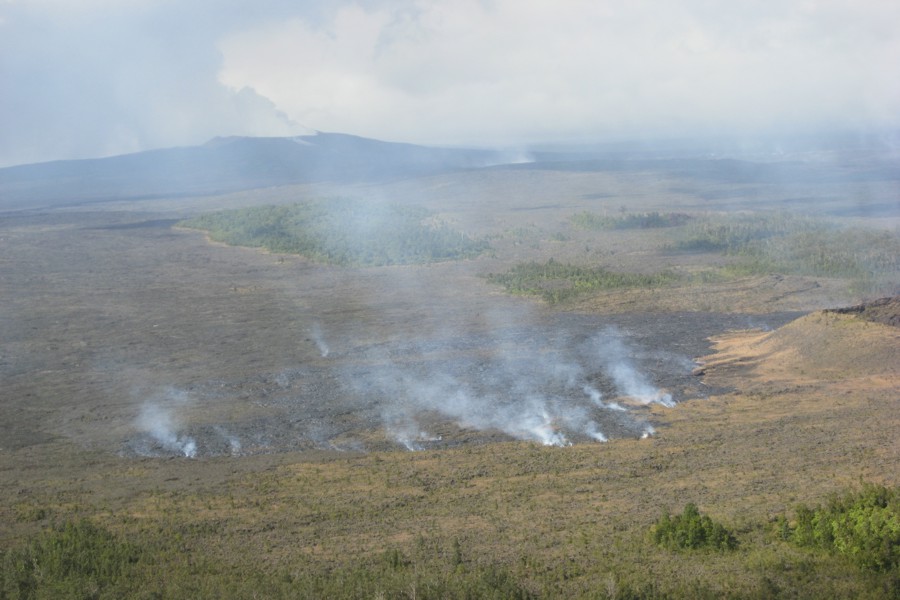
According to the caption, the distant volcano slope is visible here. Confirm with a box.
[0,133,505,209]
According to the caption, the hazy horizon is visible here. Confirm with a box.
[2,0,899,167]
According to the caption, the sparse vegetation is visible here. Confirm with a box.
[488,212,898,305]
[179,200,489,266]
[672,212,822,253]
[4,481,898,599]
[672,213,900,290]
[571,211,692,230]
[0,520,534,599]
[486,259,677,303]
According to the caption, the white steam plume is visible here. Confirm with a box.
[582,384,627,412]
[589,328,676,407]
[345,324,681,449]
[310,322,330,357]
[585,421,609,443]
[135,393,197,458]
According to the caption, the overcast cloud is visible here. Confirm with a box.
[2,0,898,166]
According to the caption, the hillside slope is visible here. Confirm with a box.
[829,295,900,327]
[696,298,899,387]
[0,133,503,209]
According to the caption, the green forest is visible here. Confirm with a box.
[180,200,489,267]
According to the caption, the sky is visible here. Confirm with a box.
[1,0,899,166]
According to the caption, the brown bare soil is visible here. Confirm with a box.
[680,308,900,502]
[696,307,900,384]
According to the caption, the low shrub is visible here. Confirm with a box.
[486,259,676,303]
[651,504,737,552]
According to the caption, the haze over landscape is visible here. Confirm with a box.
[2,0,899,166]
[1,2,899,599]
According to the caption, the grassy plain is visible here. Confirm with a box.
[1,155,898,597]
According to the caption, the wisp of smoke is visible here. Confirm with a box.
[382,402,442,451]
[310,322,330,357]
[124,386,253,458]
[582,384,627,412]
[588,328,676,407]
[585,421,608,442]
[213,425,243,456]
[135,400,197,458]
